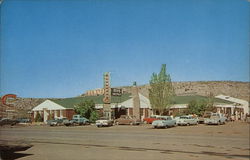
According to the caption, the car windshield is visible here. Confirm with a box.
[211,113,219,118]
[159,116,170,120]
[159,118,166,120]
[180,116,188,119]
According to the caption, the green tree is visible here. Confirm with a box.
[187,99,207,116]
[35,112,43,122]
[74,100,99,122]
[89,111,99,123]
[187,96,216,116]
[47,113,54,120]
[206,92,216,112]
[149,64,175,115]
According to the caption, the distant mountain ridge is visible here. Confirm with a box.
[115,81,249,101]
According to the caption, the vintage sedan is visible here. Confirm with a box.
[47,119,58,126]
[204,113,226,125]
[143,115,160,124]
[71,115,89,125]
[115,115,140,125]
[96,117,114,127]
[176,115,198,126]
[0,118,18,126]
[198,111,212,124]
[47,117,68,126]
[16,118,31,123]
[152,116,176,128]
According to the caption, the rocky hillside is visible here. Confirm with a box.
[1,81,249,116]
[11,98,46,110]
[118,81,249,101]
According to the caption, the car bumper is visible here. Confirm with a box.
[177,122,188,125]
[205,120,218,124]
[96,122,110,126]
[152,123,165,127]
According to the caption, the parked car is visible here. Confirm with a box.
[63,119,74,126]
[143,115,160,124]
[71,115,89,125]
[16,118,31,123]
[96,117,113,127]
[115,115,140,125]
[204,113,226,125]
[47,119,58,126]
[176,115,198,126]
[198,111,212,124]
[152,116,176,128]
[0,118,18,126]
[47,117,68,126]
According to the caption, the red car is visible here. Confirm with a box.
[143,115,160,124]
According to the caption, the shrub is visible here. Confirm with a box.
[89,111,99,123]
[35,112,43,122]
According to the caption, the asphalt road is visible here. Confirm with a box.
[0,122,249,160]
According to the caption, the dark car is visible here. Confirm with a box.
[71,115,89,125]
[63,119,74,126]
[17,118,31,123]
[0,118,18,126]
[47,117,69,126]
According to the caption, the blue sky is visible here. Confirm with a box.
[0,0,249,98]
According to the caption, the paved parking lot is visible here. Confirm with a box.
[0,121,249,160]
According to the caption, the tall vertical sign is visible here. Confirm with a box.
[103,72,111,119]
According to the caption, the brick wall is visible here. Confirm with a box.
[65,109,76,120]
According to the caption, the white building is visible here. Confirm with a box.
[215,95,249,120]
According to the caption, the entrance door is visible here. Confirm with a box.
[114,108,127,119]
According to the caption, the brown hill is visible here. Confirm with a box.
[1,81,249,118]
[118,81,249,101]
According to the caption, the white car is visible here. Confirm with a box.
[96,117,113,127]
[176,115,198,126]
[204,113,226,125]
[152,116,176,128]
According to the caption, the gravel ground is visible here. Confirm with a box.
[0,121,249,160]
